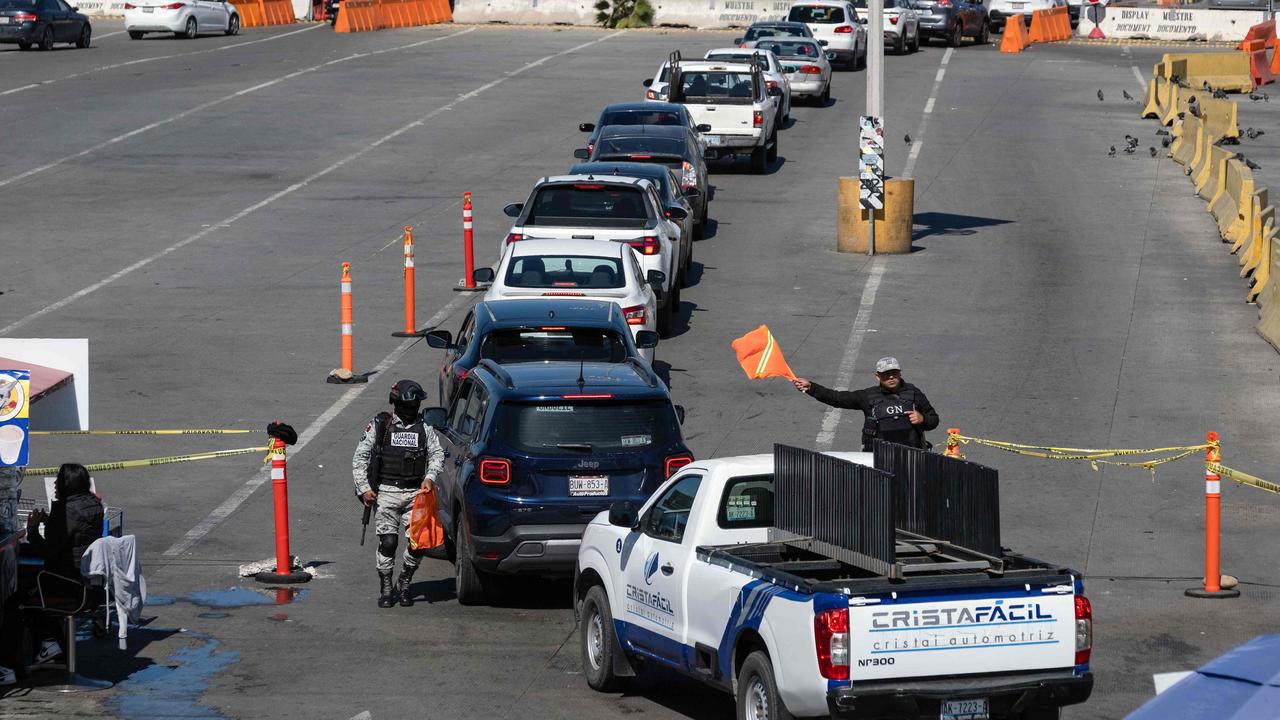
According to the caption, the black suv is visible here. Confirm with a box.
[424,358,691,604]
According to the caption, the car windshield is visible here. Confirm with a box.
[594,137,685,161]
[480,328,629,363]
[505,255,626,289]
[788,5,845,22]
[599,110,684,128]
[526,184,649,227]
[757,40,822,58]
[497,400,677,453]
[744,25,808,40]
[677,71,755,103]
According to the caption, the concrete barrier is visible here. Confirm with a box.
[1247,203,1276,301]
[1234,185,1268,254]
[452,0,793,28]
[1189,122,1216,179]
[1245,39,1274,87]
[1160,52,1254,93]
[238,0,296,27]
[1256,238,1280,344]
[1241,188,1273,275]
[1195,145,1232,200]
[1160,80,1184,126]
[1210,158,1254,245]
[336,0,450,31]
[1077,8,1265,43]
[1171,114,1204,166]
[1197,96,1240,143]
[1142,71,1163,119]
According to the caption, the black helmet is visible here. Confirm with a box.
[389,379,425,406]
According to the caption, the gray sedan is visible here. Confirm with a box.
[749,38,832,106]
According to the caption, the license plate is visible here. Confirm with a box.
[0,16,9,23]
[941,698,989,720]
[1011,2,1025,7]
[704,135,722,146]
[142,6,153,10]
[569,475,608,497]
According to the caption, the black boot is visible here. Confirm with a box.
[396,566,417,607]
[378,571,395,608]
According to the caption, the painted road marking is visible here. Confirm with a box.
[903,46,952,179]
[815,259,885,450]
[0,27,474,188]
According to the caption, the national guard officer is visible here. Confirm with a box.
[352,379,444,608]
[792,357,940,451]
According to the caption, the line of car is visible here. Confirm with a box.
[0,0,237,49]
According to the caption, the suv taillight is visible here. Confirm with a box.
[801,65,822,74]
[162,2,184,7]
[766,79,778,91]
[13,10,37,19]
[626,234,658,256]
[504,232,523,244]
[665,453,693,477]
[814,608,850,680]
[478,457,510,486]
[622,304,646,326]
[122,2,135,7]
[1075,595,1092,665]
[834,24,853,32]
[680,161,697,190]
[889,14,899,23]
[753,110,764,127]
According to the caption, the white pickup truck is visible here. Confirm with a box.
[574,447,1094,720]
[667,53,781,174]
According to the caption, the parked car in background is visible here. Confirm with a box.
[749,38,833,106]
[916,0,990,45]
[704,47,792,125]
[124,0,239,39]
[785,1,868,69]
[988,0,1062,32]
[577,102,710,161]
[0,0,91,51]
[853,0,920,52]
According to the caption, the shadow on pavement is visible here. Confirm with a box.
[911,211,1013,242]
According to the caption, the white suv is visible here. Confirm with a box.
[499,175,684,336]
[786,1,868,69]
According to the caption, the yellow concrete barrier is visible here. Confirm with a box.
[1195,146,1232,201]
[1242,189,1273,276]
[1248,213,1276,302]
[1181,96,1241,143]
[1210,159,1254,245]
[1163,52,1254,93]
[1160,82,1184,126]
[1142,71,1162,119]
[1234,186,1269,255]
[1254,230,1280,347]
[1170,114,1203,165]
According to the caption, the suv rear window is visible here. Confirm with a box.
[599,110,683,128]
[595,137,685,161]
[481,328,629,364]
[677,71,756,103]
[498,400,678,453]
[756,40,822,58]
[527,185,649,227]
[788,5,845,22]
[717,473,774,529]
[505,255,625,289]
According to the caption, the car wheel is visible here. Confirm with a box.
[948,21,963,46]
[909,26,921,52]
[977,20,990,44]
[736,651,795,720]
[18,40,31,50]
[581,585,630,692]
[454,516,489,606]
[821,82,831,106]
[893,30,905,54]
[657,291,674,337]
[75,23,91,48]
[750,145,767,174]
[225,13,239,35]
[38,26,53,51]
[766,132,778,164]
[177,16,196,39]
[128,30,144,39]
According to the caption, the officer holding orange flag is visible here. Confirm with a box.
[792,357,939,451]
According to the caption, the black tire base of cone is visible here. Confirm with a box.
[326,372,370,384]
[1185,586,1240,599]
[255,570,312,584]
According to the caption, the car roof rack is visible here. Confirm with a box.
[477,358,515,389]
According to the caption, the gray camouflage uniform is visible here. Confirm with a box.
[352,415,444,573]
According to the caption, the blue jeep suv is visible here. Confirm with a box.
[425,357,691,605]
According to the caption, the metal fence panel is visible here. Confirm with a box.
[873,440,1002,557]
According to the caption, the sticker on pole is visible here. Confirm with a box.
[0,370,30,467]
[859,115,885,211]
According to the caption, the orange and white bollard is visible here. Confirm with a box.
[340,262,354,374]
[256,436,310,584]
[943,428,963,459]
[463,192,477,289]
[403,226,416,334]
[1186,431,1239,599]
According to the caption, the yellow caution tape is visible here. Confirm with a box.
[31,429,254,436]
[1208,463,1280,495]
[952,434,1211,474]
[23,445,270,476]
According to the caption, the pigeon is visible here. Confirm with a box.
[1108,145,1117,156]
[1203,81,1213,92]
[1127,136,1140,149]
[1123,90,1134,101]
[1123,145,1136,154]
[1250,93,1264,101]
[1156,129,1170,136]
[1170,73,1182,85]
[1246,127,1265,140]
[1213,89,1229,100]
[1124,134,1135,144]
[1244,157,1262,170]
[1162,136,1173,148]
[1097,89,1105,101]
[904,134,912,144]
[1149,147,1158,157]
[1177,111,1186,120]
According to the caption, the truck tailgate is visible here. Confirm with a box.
[683,104,757,136]
[848,588,1077,680]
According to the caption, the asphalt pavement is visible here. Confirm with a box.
[2,22,1278,720]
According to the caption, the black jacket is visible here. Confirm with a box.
[806,380,940,450]
[28,491,104,577]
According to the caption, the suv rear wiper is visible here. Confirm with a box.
[550,442,594,452]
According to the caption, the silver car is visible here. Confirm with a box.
[749,38,832,106]
[704,48,792,125]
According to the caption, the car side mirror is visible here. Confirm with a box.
[425,329,453,349]
[608,501,639,528]
[859,16,868,23]
[827,51,838,60]
[420,407,448,429]
[473,267,496,283]
[696,123,712,132]
[643,78,654,87]
[503,202,523,218]
[665,206,689,220]
[579,122,595,132]
[674,405,686,425]
[634,330,659,349]
[573,148,590,160]
[646,269,666,287]
[818,39,829,46]
[733,37,744,44]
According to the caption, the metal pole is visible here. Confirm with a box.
[867,209,876,256]
[866,0,884,256]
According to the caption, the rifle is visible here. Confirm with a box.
[359,412,390,546]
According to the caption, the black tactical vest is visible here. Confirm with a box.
[861,386,921,451]
[377,420,429,488]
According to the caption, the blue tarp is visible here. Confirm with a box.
[1127,634,1280,719]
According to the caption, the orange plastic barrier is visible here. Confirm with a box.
[1237,19,1276,51]
[1246,39,1274,88]
[1028,6,1070,43]
[1001,14,1030,53]
[334,0,451,32]
[237,0,295,27]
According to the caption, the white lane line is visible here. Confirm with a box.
[0,27,474,189]
[1,28,623,338]
[815,259,885,451]
[902,46,952,178]
[1131,64,1147,92]
[162,294,474,558]
[97,30,127,39]
[0,24,322,96]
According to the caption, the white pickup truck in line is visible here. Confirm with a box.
[574,448,1094,720]
[665,53,781,174]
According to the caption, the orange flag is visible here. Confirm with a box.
[731,325,797,381]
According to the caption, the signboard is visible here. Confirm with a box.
[859,115,885,211]
[0,370,29,467]
[1075,7,1265,42]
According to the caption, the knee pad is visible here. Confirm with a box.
[377,534,398,558]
